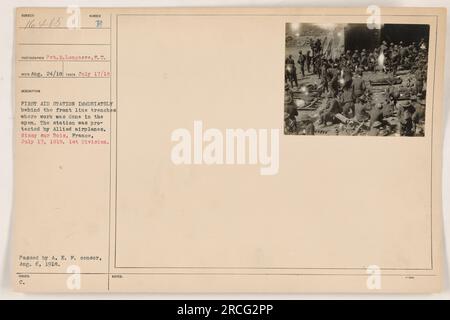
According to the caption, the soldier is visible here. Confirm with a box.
[342,65,353,83]
[319,59,329,95]
[314,38,322,55]
[382,101,394,118]
[397,101,416,136]
[391,46,401,75]
[368,103,384,128]
[297,50,306,77]
[304,121,315,135]
[411,96,425,131]
[353,96,370,122]
[368,121,383,136]
[414,67,424,96]
[305,50,311,73]
[402,53,412,69]
[410,44,418,61]
[340,77,355,118]
[284,83,293,104]
[299,114,315,135]
[319,93,341,126]
[360,49,368,70]
[352,68,367,99]
[312,53,320,75]
[309,38,315,55]
[380,40,388,54]
[386,85,400,109]
[352,49,360,65]
[285,55,298,88]
[399,42,409,65]
[379,101,395,134]
[389,42,395,54]
[345,49,352,63]
[373,47,380,58]
[368,52,376,71]
[284,86,298,134]
[327,63,340,98]
[384,43,395,72]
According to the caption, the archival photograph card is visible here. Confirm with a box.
[13,7,446,293]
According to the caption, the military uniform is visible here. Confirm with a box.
[380,42,388,55]
[368,105,384,128]
[351,51,360,65]
[391,49,401,75]
[386,85,399,107]
[304,122,315,135]
[397,103,416,136]
[352,76,366,98]
[382,102,394,118]
[284,103,298,133]
[368,53,376,71]
[298,52,306,77]
[299,114,315,135]
[340,82,355,117]
[327,67,340,98]
[354,101,370,122]
[319,63,329,94]
[360,52,368,69]
[368,121,383,136]
[285,56,298,88]
[320,97,341,124]
[414,69,424,96]
[305,51,311,73]
[412,101,425,125]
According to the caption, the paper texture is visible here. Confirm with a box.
[12,7,446,292]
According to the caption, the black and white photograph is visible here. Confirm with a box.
[284,23,429,136]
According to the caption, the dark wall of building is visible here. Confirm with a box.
[344,25,380,51]
[381,24,429,46]
[344,24,429,51]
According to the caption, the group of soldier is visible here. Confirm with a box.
[284,37,428,136]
